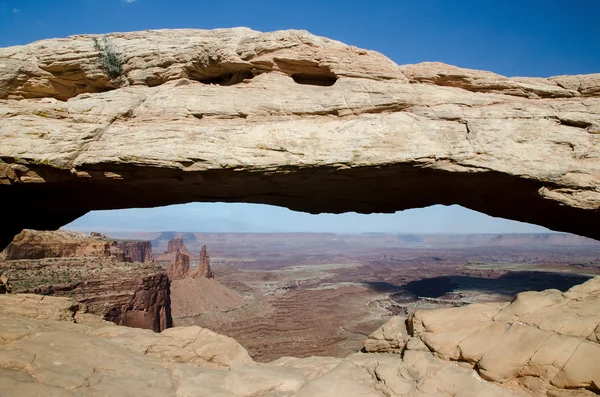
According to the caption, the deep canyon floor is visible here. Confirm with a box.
[129,232,600,362]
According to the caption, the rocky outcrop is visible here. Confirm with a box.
[165,242,214,280]
[0,230,172,332]
[156,237,191,262]
[364,276,600,396]
[188,244,214,279]
[1,229,117,260]
[363,316,409,353]
[166,238,188,255]
[0,273,10,293]
[1,229,154,263]
[0,29,599,250]
[166,250,190,281]
[1,291,568,397]
[100,272,172,332]
[115,240,154,262]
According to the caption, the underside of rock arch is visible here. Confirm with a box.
[1,28,599,249]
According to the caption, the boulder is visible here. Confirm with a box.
[363,316,409,353]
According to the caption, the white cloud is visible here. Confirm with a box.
[12,8,18,13]
[122,0,138,3]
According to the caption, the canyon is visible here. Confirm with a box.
[139,231,600,363]
[0,27,599,396]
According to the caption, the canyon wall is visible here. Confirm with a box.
[0,230,171,332]
[166,250,190,281]
[188,245,214,279]
[115,240,154,263]
[1,229,116,260]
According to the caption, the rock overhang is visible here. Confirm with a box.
[0,28,599,248]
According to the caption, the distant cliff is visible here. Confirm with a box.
[164,239,214,280]
[0,229,171,332]
[115,240,154,263]
[2,229,155,263]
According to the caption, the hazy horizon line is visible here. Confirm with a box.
[61,227,565,236]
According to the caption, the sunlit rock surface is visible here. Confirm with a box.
[3,278,600,396]
[367,276,600,396]
[0,28,599,250]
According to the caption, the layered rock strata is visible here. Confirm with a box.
[364,276,600,396]
[164,240,214,280]
[0,28,599,250]
[0,230,171,331]
[114,240,154,263]
[5,279,599,396]
[188,244,214,279]
[1,229,154,263]
[166,250,190,280]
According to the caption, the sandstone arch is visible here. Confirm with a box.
[1,28,599,249]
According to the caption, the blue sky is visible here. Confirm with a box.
[2,0,599,76]
[3,1,598,233]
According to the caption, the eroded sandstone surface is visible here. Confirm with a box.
[365,276,600,396]
[0,230,172,331]
[0,28,599,249]
[3,278,599,396]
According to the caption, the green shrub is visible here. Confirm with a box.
[93,36,123,78]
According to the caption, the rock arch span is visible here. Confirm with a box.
[1,28,599,248]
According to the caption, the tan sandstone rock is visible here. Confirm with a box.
[166,250,190,280]
[0,292,533,397]
[363,315,409,353]
[410,276,600,396]
[0,28,599,250]
[92,324,253,368]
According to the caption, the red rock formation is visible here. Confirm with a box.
[115,240,154,263]
[0,230,172,332]
[1,229,117,260]
[166,251,190,281]
[0,229,155,264]
[166,238,189,255]
[155,238,191,262]
[102,273,172,332]
[189,245,214,279]
[0,273,9,293]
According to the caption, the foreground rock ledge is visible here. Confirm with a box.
[2,278,600,396]
[1,28,600,247]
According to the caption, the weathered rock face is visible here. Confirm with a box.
[156,237,191,262]
[365,276,600,396]
[0,230,172,332]
[188,244,214,279]
[0,229,154,263]
[0,28,598,249]
[10,283,600,396]
[0,273,10,293]
[100,272,172,332]
[166,250,190,281]
[363,316,409,353]
[115,240,154,262]
[1,229,116,260]
[166,238,187,255]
